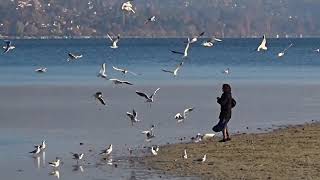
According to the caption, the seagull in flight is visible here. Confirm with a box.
[29,146,41,155]
[162,61,184,77]
[97,63,108,79]
[112,66,138,76]
[3,40,15,54]
[67,53,83,61]
[278,43,293,57]
[222,68,230,75]
[175,107,194,123]
[136,88,160,104]
[71,153,84,164]
[126,109,140,125]
[35,67,47,73]
[49,158,61,168]
[100,144,112,156]
[145,16,156,24]
[109,78,133,85]
[202,37,222,47]
[94,92,107,106]
[257,35,267,52]
[107,34,120,49]
[121,0,135,13]
[190,32,205,44]
[142,125,155,142]
[171,38,191,58]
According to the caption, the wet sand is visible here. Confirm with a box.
[142,123,320,179]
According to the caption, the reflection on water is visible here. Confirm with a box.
[33,156,40,169]
[49,170,60,179]
[72,165,84,173]
[42,151,46,168]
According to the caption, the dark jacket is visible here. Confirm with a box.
[217,92,233,120]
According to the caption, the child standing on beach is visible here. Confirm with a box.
[212,84,236,142]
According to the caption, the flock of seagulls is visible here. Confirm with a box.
[7,1,320,178]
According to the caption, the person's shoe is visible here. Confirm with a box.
[226,137,231,141]
[219,139,227,142]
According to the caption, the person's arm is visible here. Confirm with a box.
[217,94,228,106]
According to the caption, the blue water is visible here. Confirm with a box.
[1,38,320,85]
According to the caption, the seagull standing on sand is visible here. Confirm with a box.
[278,43,293,57]
[107,34,120,49]
[175,108,194,123]
[112,66,138,76]
[94,92,107,106]
[109,78,133,85]
[71,153,84,164]
[97,63,108,79]
[195,154,207,162]
[48,158,61,168]
[100,144,112,156]
[202,37,222,47]
[29,146,41,155]
[151,146,158,156]
[35,67,47,73]
[190,32,205,44]
[126,109,140,125]
[3,41,15,54]
[136,88,160,105]
[145,16,156,24]
[121,0,135,13]
[171,38,191,58]
[142,125,155,141]
[257,35,267,52]
[162,61,184,77]
[67,53,83,61]
[183,149,188,159]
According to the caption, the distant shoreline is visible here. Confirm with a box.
[141,121,320,179]
[2,36,320,40]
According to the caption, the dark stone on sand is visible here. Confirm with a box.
[80,143,84,145]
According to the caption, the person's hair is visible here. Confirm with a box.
[222,84,231,93]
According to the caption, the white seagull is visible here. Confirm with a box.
[257,35,267,52]
[71,153,84,164]
[171,38,191,58]
[314,48,320,53]
[175,108,194,123]
[195,154,207,162]
[29,146,41,155]
[151,146,158,156]
[112,66,138,76]
[94,92,107,106]
[100,144,113,156]
[223,68,230,75]
[136,88,160,104]
[142,125,155,141]
[162,61,184,77]
[202,37,222,47]
[190,32,205,44]
[34,140,46,151]
[126,109,140,125]
[145,16,156,24]
[67,53,83,61]
[107,34,120,49]
[183,149,188,159]
[3,40,15,54]
[278,43,293,57]
[121,0,135,13]
[48,158,61,168]
[97,63,108,79]
[35,67,47,73]
[109,78,133,85]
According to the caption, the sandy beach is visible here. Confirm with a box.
[142,122,320,179]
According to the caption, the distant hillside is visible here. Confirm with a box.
[1,0,320,38]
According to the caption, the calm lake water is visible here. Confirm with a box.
[1,38,320,180]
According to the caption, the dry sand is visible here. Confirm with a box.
[142,123,320,179]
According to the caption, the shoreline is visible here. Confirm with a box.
[141,122,320,179]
